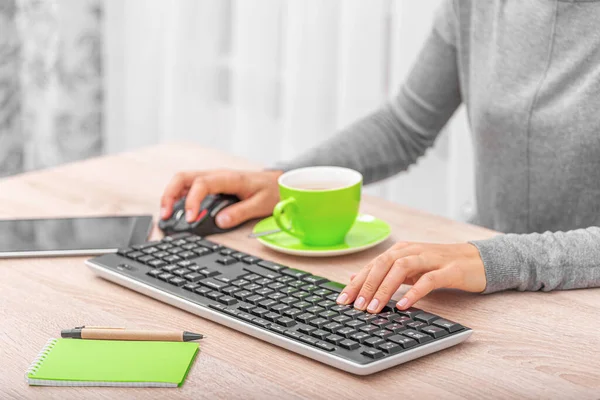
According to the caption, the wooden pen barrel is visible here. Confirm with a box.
[81,329,183,341]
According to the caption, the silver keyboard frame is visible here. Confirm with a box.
[86,259,472,375]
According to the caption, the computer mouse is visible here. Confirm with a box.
[158,194,242,236]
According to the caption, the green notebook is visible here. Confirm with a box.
[26,338,199,387]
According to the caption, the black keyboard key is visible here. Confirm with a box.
[406,321,428,331]
[154,251,171,258]
[246,295,265,305]
[264,312,281,322]
[397,307,423,318]
[243,283,261,292]
[319,281,345,293]
[183,283,200,291]
[415,312,439,324]
[364,337,385,347]
[252,318,270,328]
[323,322,343,333]
[206,291,222,300]
[255,288,274,296]
[218,295,237,305]
[209,303,227,311]
[284,330,303,340]
[238,303,255,313]
[237,312,255,322]
[287,280,306,288]
[216,257,237,265]
[199,268,220,278]
[244,274,261,282]
[305,295,322,304]
[359,325,379,334]
[301,284,319,292]
[300,335,319,345]
[303,275,328,285]
[284,308,303,318]
[309,318,329,328]
[158,273,174,281]
[142,247,159,254]
[358,314,379,323]
[232,279,250,287]
[178,251,196,260]
[332,315,352,324]
[258,260,287,272]
[337,327,357,338]
[421,325,449,338]
[298,326,317,335]
[350,332,371,343]
[345,309,364,319]
[184,234,202,242]
[293,291,310,299]
[385,322,408,333]
[282,268,308,279]
[147,269,162,278]
[251,307,270,317]
[378,342,402,354]
[306,306,324,314]
[168,277,186,286]
[219,248,234,255]
[242,256,261,264]
[372,329,393,339]
[255,278,273,286]
[268,282,286,290]
[279,296,298,306]
[362,348,385,359]
[276,276,294,284]
[244,265,280,280]
[215,276,233,284]
[293,301,311,310]
[313,288,332,297]
[317,300,336,309]
[296,313,317,324]
[231,252,248,260]
[157,243,173,250]
[167,247,182,255]
[340,339,360,350]
[177,260,194,268]
[162,264,179,273]
[271,304,290,314]
[202,278,228,291]
[173,268,191,277]
[233,290,252,301]
[433,318,464,333]
[182,243,199,250]
[401,329,434,344]
[319,310,338,320]
[315,341,336,351]
[269,324,287,334]
[194,286,212,296]
[327,293,340,302]
[331,305,351,313]
[268,292,286,301]
[133,241,161,250]
[371,318,391,327]
[198,240,222,251]
[280,287,298,295]
[345,320,365,329]
[187,265,201,272]
[259,299,278,309]
[326,334,344,345]
[163,255,181,263]
[193,247,212,257]
[393,316,412,326]
[276,317,296,327]
[148,259,167,268]
[387,334,418,349]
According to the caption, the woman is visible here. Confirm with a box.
[160,0,600,314]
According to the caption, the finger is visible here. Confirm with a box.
[184,172,245,222]
[160,172,198,219]
[367,255,430,313]
[215,192,272,228]
[397,268,455,309]
[350,273,357,281]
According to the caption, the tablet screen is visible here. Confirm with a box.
[0,216,151,254]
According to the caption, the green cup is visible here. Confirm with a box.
[273,166,362,246]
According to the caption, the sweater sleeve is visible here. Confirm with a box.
[470,228,600,293]
[272,0,462,184]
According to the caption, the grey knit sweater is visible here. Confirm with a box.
[275,0,600,293]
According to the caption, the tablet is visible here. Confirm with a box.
[0,215,153,258]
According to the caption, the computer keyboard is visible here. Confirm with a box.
[86,233,472,375]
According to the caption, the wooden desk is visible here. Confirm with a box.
[1,143,599,399]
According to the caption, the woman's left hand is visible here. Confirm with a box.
[335,242,487,313]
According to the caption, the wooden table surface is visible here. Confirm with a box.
[1,143,599,399]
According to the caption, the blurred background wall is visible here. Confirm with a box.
[0,0,475,221]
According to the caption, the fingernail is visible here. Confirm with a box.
[397,298,408,309]
[336,292,348,304]
[367,298,379,313]
[160,207,167,219]
[354,296,366,309]
[216,213,231,228]
[186,210,195,222]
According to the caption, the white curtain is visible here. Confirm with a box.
[104,0,475,221]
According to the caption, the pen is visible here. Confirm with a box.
[61,326,204,342]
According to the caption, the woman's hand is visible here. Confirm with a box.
[336,242,486,313]
[160,169,283,229]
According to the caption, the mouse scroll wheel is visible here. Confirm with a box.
[210,200,232,217]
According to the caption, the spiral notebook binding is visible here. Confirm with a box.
[25,338,58,379]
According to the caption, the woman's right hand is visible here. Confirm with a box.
[160,169,283,229]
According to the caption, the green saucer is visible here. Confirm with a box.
[253,214,391,257]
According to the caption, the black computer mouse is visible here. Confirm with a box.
[158,194,242,236]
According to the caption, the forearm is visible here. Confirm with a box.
[471,228,600,293]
